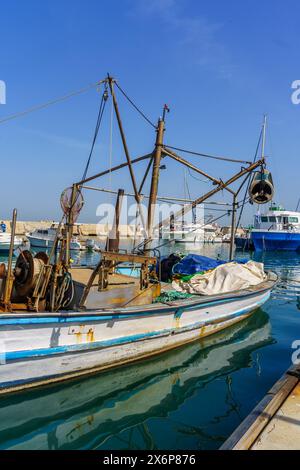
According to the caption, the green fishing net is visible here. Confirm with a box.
[154,290,193,303]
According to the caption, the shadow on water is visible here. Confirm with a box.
[0,309,274,450]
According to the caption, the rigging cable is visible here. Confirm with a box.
[0,81,102,125]
[235,127,263,230]
[81,86,108,182]
[114,82,156,129]
[163,144,252,165]
[187,167,209,183]
[70,85,108,220]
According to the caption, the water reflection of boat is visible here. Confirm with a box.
[0,310,273,450]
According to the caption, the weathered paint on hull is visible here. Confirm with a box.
[0,313,272,450]
[0,289,271,395]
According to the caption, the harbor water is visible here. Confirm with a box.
[0,243,299,450]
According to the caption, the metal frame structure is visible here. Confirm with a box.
[62,75,267,268]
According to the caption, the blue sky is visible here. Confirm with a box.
[0,0,299,224]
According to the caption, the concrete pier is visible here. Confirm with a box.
[221,364,300,450]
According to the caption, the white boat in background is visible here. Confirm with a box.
[0,232,23,254]
[204,224,223,243]
[162,221,222,243]
[27,226,82,251]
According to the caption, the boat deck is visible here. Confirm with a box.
[71,267,161,309]
[220,364,300,450]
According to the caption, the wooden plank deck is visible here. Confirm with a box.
[70,267,160,309]
[220,365,300,450]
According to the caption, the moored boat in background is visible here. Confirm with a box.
[251,204,300,251]
[0,232,24,254]
[27,225,82,251]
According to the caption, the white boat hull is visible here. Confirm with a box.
[0,235,23,254]
[28,236,81,251]
[0,311,272,449]
[0,285,273,395]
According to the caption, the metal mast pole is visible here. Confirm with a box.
[261,114,267,161]
[108,76,147,238]
[147,115,165,242]
[2,209,17,310]
[65,183,77,267]
[229,194,237,261]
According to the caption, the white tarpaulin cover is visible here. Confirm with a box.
[172,260,266,295]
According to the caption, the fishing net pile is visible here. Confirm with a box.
[159,254,266,296]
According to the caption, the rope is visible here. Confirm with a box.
[81,88,108,182]
[236,127,263,230]
[187,167,209,183]
[163,144,252,165]
[69,85,108,222]
[0,81,102,125]
[114,82,156,129]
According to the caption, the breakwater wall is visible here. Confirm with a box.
[1,221,140,238]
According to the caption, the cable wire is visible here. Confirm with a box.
[81,90,107,182]
[236,128,263,229]
[163,144,252,164]
[114,82,156,129]
[0,81,102,125]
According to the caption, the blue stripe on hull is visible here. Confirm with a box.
[2,292,270,365]
[251,231,300,251]
[0,289,269,326]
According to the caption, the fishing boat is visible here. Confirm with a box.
[251,204,300,251]
[0,232,24,254]
[161,221,222,244]
[235,230,254,250]
[27,225,82,251]
[0,76,277,394]
[0,311,272,450]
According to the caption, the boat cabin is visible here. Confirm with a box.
[254,205,300,232]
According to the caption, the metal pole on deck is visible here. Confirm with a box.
[146,116,165,245]
[66,183,77,267]
[229,195,237,261]
[106,188,124,252]
[108,76,147,238]
[261,115,267,161]
[3,209,17,310]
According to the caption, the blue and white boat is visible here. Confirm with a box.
[251,204,300,251]
[0,261,276,395]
